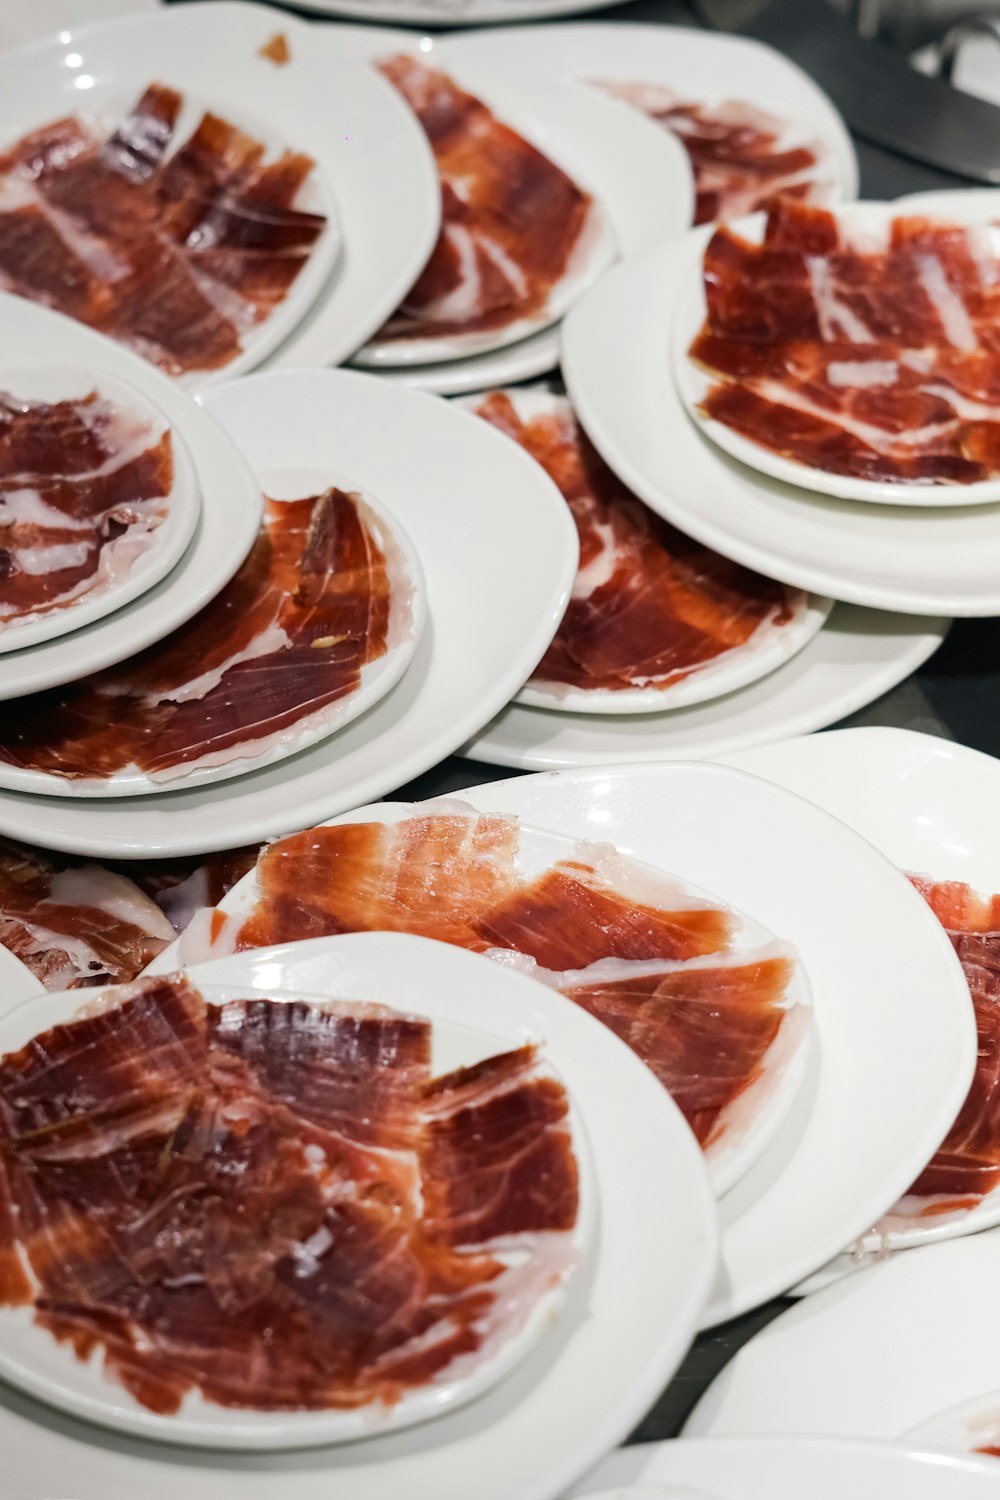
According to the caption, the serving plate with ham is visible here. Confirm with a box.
[0,467,423,796]
[464,385,830,712]
[0,931,716,1497]
[675,199,1000,505]
[0,367,200,651]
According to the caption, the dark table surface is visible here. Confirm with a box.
[182,0,1000,1465]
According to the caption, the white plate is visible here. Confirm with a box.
[723,726,1000,1254]
[0,944,44,1007]
[160,800,814,1200]
[443,23,858,205]
[0,952,593,1450]
[457,384,831,713]
[0,366,200,652]
[0,930,717,1500]
[371,328,564,396]
[572,1437,1000,1500]
[0,466,426,797]
[461,604,948,770]
[673,206,1000,507]
[171,762,974,1325]
[0,295,262,701]
[908,1396,1000,1457]
[563,233,1000,616]
[0,367,576,856]
[349,62,691,368]
[287,0,634,31]
[683,1234,1000,1443]
[4,2,440,382]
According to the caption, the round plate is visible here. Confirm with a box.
[0,930,717,1500]
[0,367,577,856]
[0,367,200,652]
[460,603,948,770]
[161,800,814,1200]
[0,467,426,797]
[284,0,636,31]
[457,385,831,714]
[908,1394,1000,1457]
[173,762,974,1326]
[0,945,43,1007]
[683,1234,1000,1442]
[722,726,1000,1255]
[0,955,594,1450]
[371,328,563,397]
[0,295,263,701]
[671,208,1000,508]
[562,234,1000,616]
[441,23,858,206]
[573,1437,1000,1500]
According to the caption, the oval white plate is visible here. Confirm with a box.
[0,366,200,652]
[5,2,440,382]
[672,207,1000,507]
[573,1437,1000,1500]
[167,761,974,1325]
[0,296,262,701]
[908,1394,1000,1457]
[441,23,858,207]
[458,384,831,714]
[0,367,577,856]
[161,800,814,1200]
[723,726,1000,1256]
[461,604,948,770]
[0,466,425,797]
[683,1234,1000,1443]
[288,0,634,32]
[0,944,44,1007]
[0,958,592,1449]
[562,233,1000,616]
[0,930,717,1500]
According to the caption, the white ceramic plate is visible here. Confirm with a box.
[0,944,44,1007]
[563,233,1000,616]
[723,726,1000,1254]
[0,466,426,797]
[461,604,948,770]
[0,366,200,653]
[172,762,974,1325]
[572,1437,1000,1500]
[908,1395,1000,1457]
[288,0,635,31]
[444,23,858,203]
[4,2,441,381]
[683,1234,1000,1443]
[0,951,594,1450]
[0,930,717,1500]
[673,206,1000,507]
[0,295,262,701]
[160,800,814,1200]
[0,368,576,856]
[458,384,831,714]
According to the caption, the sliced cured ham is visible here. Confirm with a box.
[0,384,173,625]
[210,810,800,1149]
[594,82,835,225]
[0,486,410,784]
[0,974,578,1415]
[0,838,173,990]
[690,200,1000,483]
[887,875,1000,1219]
[0,84,326,376]
[473,391,805,695]
[374,56,598,342]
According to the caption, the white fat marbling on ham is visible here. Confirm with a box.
[570,515,618,600]
[152,618,291,706]
[826,359,899,389]
[477,234,529,301]
[753,374,959,455]
[916,253,978,353]
[403,222,480,325]
[9,541,91,575]
[807,256,875,343]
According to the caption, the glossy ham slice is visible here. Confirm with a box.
[375,56,595,341]
[887,875,1000,1219]
[474,391,803,694]
[210,810,799,1147]
[690,200,1000,483]
[0,386,173,623]
[0,84,325,375]
[0,838,173,989]
[594,82,834,225]
[0,975,577,1415]
[0,487,400,783]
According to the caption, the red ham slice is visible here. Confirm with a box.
[474,391,803,694]
[0,974,578,1414]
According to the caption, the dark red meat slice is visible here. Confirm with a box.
[375,55,593,340]
[0,975,577,1414]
